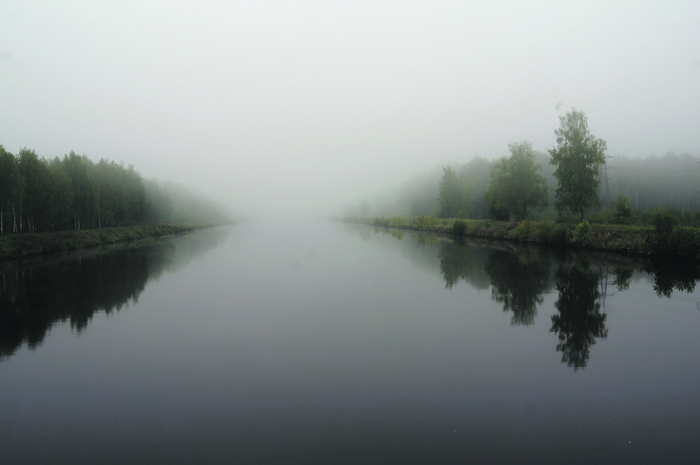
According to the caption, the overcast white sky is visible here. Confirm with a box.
[1,1,699,217]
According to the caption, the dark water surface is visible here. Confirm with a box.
[1,221,699,464]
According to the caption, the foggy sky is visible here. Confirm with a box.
[1,1,699,217]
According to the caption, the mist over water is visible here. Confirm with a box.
[3,2,700,462]
[1,223,699,463]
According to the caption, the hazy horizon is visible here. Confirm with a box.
[2,1,699,218]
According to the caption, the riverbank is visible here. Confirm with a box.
[0,223,216,260]
[341,216,700,258]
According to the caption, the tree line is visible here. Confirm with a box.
[0,145,229,234]
[440,109,607,222]
[350,109,700,224]
[440,110,700,223]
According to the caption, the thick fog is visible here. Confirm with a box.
[1,1,698,218]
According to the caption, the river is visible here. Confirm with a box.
[1,220,699,464]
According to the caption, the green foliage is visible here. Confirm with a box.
[453,219,467,236]
[370,216,404,228]
[0,145,20,235]
[388,216,404,227]
[549,109,607,221]
[513,219,537,241]
[414,215,438,228]
[651,208,677,239]
[484,142,549,221]
[144,178,174,224]
[372,217,389,227]
[645,208,700,257]
[483,158,511,221]
[538,222,570,244]
[667,228,700,258]
[572,220,591,243]
[612,195,632,224]
[0,223,204,259]
[0,143,229,235]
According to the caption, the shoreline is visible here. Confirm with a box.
[0,223,221,260]
[340,217,699,259]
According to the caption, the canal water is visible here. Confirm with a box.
[1,220,699,464]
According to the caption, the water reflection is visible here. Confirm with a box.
[352,225,700,370]
[611,266,634,291]
[484,248,552,325]
[0,227,230,360]
[438,240,490,290]
[646,259,700,298]
[550,260,608,370]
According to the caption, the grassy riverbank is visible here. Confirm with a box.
[0,223,215,260]
[342,215,700,259]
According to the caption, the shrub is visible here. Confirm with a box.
[572,220,591,243]
[415,215,438,228]
[372,217,389,227]
[453,220,467,236]
[513,219,537,241]
[651,208,677,240]
[667,228,700,257]
[388,216,404,227]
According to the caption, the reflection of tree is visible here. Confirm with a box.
[645,259,700,298]
[0,249,152,359]
[611,267,634,291]
[0,228,228,360]
[550,263,608,370]
[389,230,404,240]
[416,233,438,247]
[484,249,551,325]
[438,241,490,290]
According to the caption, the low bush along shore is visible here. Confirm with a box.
[341,215,700,259]
[0,223,211,260]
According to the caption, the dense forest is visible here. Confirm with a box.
[345,111,700,225]
[0,144,230,234]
